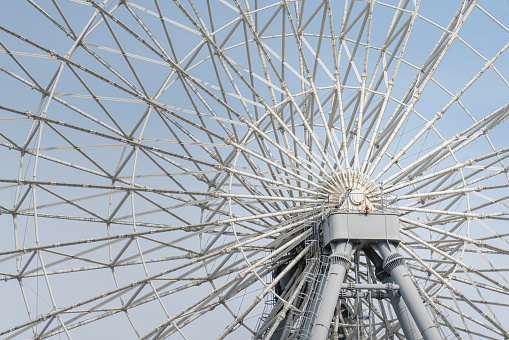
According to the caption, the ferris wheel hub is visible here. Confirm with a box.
[320,170,370,193]
[320,171,378,211]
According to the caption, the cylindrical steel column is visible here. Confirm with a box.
[376,268,421,340]
[301,267,328,338]
[310,241,354,340]
[377,242,441,340]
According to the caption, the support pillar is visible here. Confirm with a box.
[301,270,328,338]
[376,242,441,340]
[310,241,354,340]
[376,268,421,340]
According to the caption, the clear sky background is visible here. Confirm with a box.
[1,0,509,339]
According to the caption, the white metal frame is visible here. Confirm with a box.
[0,0,508,339]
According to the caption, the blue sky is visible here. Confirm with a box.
[1,1,509,338]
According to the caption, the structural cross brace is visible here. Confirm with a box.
[308,212,441,340]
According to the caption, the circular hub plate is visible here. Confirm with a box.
[350,189,365,205]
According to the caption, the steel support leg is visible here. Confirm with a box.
[383,277,422,340]
[310,241,354,340]
[376,242,441,340]
[302,269,328,338]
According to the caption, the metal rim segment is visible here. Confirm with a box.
[0,1,509,339]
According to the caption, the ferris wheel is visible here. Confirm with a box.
[1,0,509,339]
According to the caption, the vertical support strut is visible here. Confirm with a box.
[310,241,355,340]
[376,242,441,340]
[376,269,421,340]
[301,268,328,337]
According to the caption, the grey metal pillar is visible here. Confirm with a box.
[376,269,421,340]
[376,242,441,340]
[310,241,354,340]
[301,268,328,338]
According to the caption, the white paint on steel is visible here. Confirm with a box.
[0,0,508,339]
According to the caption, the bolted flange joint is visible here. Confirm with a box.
[382,253,404,273]
[329,253,352,269]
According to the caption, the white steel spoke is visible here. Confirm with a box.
[1,1,508,338]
